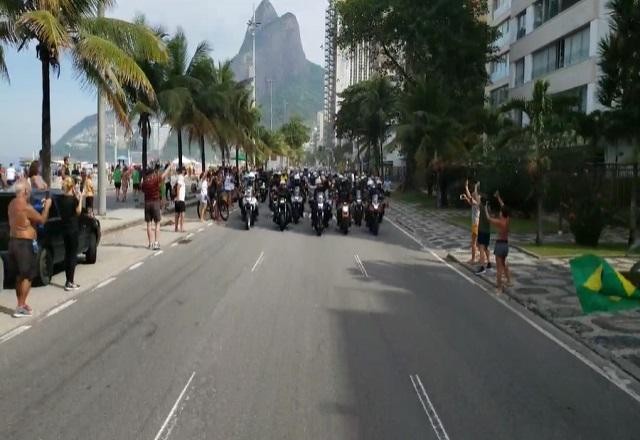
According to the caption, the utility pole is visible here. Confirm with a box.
[247,5,260,108]
[267,79,273,130]
[114,117,118,166]
[97,4,107,216]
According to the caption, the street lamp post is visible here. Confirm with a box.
[267,78,273,130]
[96,4,107,216]
[247,6,260,108]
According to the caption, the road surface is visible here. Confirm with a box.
[0,208,639,439]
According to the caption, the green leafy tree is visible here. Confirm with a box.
[280,116,310,165]
[598,0,640,246]
[6,0,167,183]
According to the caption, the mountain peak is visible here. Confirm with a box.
[256,0,278,25]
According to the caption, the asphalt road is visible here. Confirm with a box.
[0,206,639,439]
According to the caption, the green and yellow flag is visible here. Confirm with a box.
[570,255,640,314]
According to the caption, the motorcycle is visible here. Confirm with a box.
[337,201,351,235]
[322,190,333,228]
[259,181,268,203]
[312,193,326,236]
[291,187,304,224]
[274,195,290,231]
[366,193,382,236]
[353,190,364,227]
[241,187,259,230]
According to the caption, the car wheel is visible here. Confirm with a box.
[85,233,98,264]
[36,248,53,286]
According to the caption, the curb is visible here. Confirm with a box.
[446,251,640,383]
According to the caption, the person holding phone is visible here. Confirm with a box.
[60,177,84,291]
[8,180,52,317]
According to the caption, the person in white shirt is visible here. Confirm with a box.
[174,167,187,232]
[198,171,209,222]
[6,163,16,186]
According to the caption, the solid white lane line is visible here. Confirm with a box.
[251,252,265,272]
[93,277,116,291]
[388,217,640,405]
[153,371,196,440]
[0,325,32,345]
[128,262,144,271]
[410,374,450,440]
[46,299,77,318]
[354,254,369,278]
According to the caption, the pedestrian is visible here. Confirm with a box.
[8,180,52,317]
[164,166,173,205]
[84,172,95,216]
[198,171,209,222]
[486,195,511,293]
[113,164,122,201]
[141,164,172,250]
[174,167,186,232]
[132,166,141,204]
[28,160,48,190]
[6,163,16,187]
[60,156,70,179]
[475,195,492,275]
[60,177,84,291]
[121,166,130,202]
[462,180,480,264]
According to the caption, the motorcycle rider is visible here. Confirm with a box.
[240,171,259,219]
[336,177,352,219]
[273,178,291,223]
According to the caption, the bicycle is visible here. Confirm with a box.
[207,192,229,221]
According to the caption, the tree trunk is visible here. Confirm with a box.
[177,128,183,169]
[379,138,385,181]
[235,146,239,170]
[40,47,52,185]
[535,177,544,246]
[629,161,638,246]
[200,135,206,172]
[141,113,149,173]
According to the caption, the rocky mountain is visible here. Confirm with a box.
[230,0,323,129]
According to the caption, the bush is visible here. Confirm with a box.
[568,201,606,246]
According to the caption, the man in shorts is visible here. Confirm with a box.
[142,164,172,250]
[475,195,492,275]
[174,167,186,232]
[8,180,52,317]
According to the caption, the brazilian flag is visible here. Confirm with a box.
[570,255,640,314]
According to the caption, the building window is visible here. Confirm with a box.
[490,54,509,82]
[515,58,525,86]
[556,85,588,113]
[495,19,510,46]
[516,11,526,40]
[532,26,590,79]
[490,86,509,108]
[534,0,584,29]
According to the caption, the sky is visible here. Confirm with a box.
[0,0,327,160]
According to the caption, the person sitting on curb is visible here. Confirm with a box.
[486,194,511,294]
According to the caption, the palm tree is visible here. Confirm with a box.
[0,0,18,82]
[599,0,640,246]
[502,80,554,245]
[157,29,210,169]
[7,0,167,184]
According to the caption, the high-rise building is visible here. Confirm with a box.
[486,0,610,117]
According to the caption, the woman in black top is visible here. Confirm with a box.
[60,177,84,291]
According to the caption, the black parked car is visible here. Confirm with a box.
[0,189,101,288]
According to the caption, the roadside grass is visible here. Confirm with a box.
[392,191,437,210]
[448,213,558,235]
[520,243,638,258]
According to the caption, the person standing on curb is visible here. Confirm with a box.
[142,164,172,250]
[174,167,186,233]
[475,194,492,275]
[462,180,480,264]
[8,180,52,317]
[113,164,122,202]
[60,177,84,291]
[486,196,511,293]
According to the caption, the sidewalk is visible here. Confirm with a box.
[388,199,640,380]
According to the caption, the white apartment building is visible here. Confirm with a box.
[486,0,610,117]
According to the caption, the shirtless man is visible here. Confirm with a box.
[486,192,511,293]
[8,181,52,317]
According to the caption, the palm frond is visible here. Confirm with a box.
[0,45,8,82]
[16,10,70,50]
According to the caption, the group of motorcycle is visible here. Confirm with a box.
[239,171,387,236]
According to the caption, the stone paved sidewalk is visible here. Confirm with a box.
[388,199,640,379]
